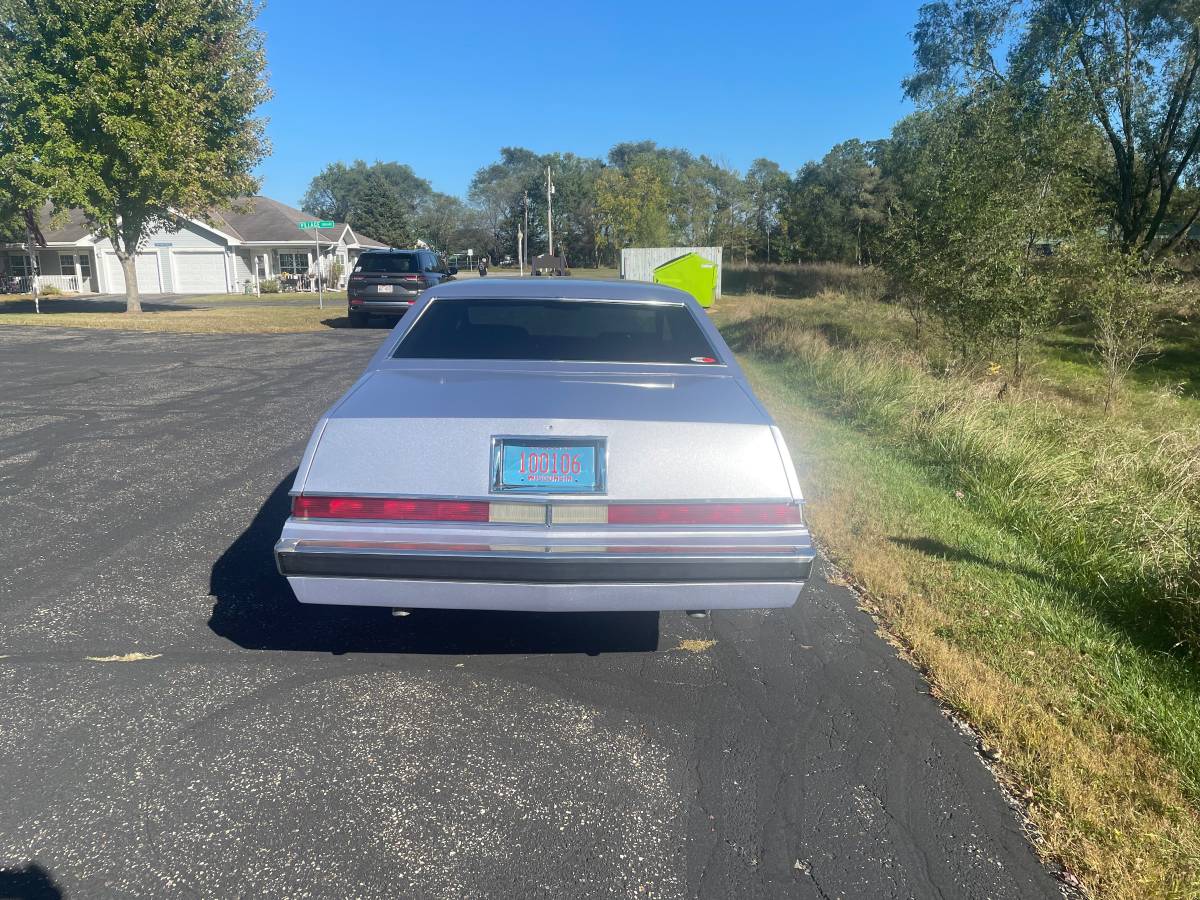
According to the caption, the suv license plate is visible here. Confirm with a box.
[376,284,393,294]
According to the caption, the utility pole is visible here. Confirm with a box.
[523,191,529,270]
[517,225,524,276]
[546,166,554,258]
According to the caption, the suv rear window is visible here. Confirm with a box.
[355,253,419,274]
[393,297,720,364]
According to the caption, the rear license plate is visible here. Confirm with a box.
[376,284,393,294]
[493,438,605,493]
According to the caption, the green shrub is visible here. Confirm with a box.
[259,277,279,294]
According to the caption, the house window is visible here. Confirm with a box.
[60,254,91,279]
[278,252,309,275]
[8,254,32,277]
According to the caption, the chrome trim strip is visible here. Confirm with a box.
[276,541,814,584]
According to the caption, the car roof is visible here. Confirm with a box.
[427,277,692,305]
[362,248,421,255]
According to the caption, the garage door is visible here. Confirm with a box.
[174,251,227,293]
[105,253,161,293]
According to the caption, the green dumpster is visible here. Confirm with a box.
[652,252,718,308]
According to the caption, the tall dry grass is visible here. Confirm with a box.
[722,262,886,303]
[724,295,1200,654]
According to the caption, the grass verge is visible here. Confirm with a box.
[717,293,1200,898]
[0,304,353,333]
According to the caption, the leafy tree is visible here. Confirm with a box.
[907,0,1200,257]
[745,159,790,262]
[1082,248,1163,411]
[468,147,543,262]
[883,87,1095,380]
[542,153,604,266]
[595,162,670,251]
[415,192,482,253]
[784,140,888,265]
[0,0,269,312]
[301,160,434,246]
[351,171,414,248]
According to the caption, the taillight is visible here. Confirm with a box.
[607,503,802,526]
[289,496,802,526]
[292,496,490,522]
[400,274,428,287]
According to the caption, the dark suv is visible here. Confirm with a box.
[346,249,457,326]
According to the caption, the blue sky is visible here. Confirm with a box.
[255,1,922,206]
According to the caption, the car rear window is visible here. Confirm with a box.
[355,253,419,274]
[392,297,720,364]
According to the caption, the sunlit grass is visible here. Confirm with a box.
[714,284,1200,898]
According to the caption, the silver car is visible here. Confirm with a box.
[275,278,814,613]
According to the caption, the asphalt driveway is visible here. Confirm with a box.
[0,326,1060,898]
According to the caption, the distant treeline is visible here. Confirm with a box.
[300,141,888,269]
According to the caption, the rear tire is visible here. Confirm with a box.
[348,310,368,328]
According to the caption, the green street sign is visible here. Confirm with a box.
[298,220,334,230]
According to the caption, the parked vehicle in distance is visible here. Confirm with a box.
[346,249,456,327]
[276,278,814,614]
[498,255,516,267]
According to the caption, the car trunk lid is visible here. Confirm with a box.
[300,369,793,501]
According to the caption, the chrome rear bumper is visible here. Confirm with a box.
[273,521,814,611]
[351,299,415,314]
[282,576,806,611]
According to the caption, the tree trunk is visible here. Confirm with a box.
[118,251,142,314]
[1012,324,1023,385]
[25,224,40,314]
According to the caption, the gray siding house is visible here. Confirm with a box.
[0,197,387,294]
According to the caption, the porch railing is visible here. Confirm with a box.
[38,274,81,292]
[0,274,82,293]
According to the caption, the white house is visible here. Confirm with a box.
[0,196,388,295]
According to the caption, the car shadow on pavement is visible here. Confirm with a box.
[0,297,195,314]
[320,315,400,329]
[208,474,660,655]
[0,863,64,900]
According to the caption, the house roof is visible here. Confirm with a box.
[205,197,389,248]
[22,197,391,248]
[27,204,96,243]
[351,229,389,249]
[205,196,339,243]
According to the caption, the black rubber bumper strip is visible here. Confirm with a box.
[276,550,814,584]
